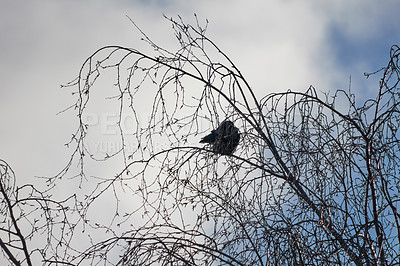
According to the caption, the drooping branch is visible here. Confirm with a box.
[54,16,400,265]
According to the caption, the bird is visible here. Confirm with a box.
[200,120,240,155]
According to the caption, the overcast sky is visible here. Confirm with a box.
[1,1,400,264]
[1,0,399,187]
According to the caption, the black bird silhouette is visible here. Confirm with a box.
[200,120,240,155]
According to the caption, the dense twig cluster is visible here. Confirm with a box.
[0,160,78,265]
[1,15,399,265]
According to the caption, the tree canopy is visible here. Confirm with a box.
[1,16,400,265]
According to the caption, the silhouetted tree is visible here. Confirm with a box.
[0,160,76,265]
[1,15,399,265]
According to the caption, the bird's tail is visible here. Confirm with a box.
[200,131,216,143]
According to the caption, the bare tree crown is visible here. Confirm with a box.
[1,15,400,265]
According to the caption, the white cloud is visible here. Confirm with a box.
[0,0,398,206]
[0,0,399,262]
